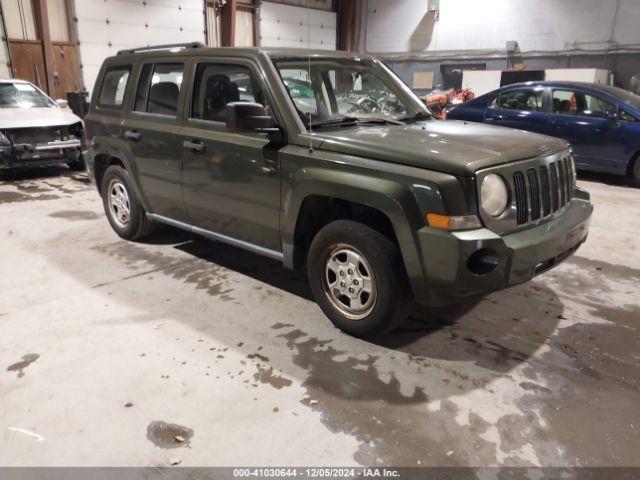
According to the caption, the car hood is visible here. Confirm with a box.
[0,106,81,129]
[312,120,569,177]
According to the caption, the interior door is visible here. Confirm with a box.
[122,61,187,221]
[484,87,547,133]
[8,40,47,92]
[51,42,83,99]
[180,59,281,252]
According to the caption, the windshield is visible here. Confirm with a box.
[600,85,640,110]
[0,82,54,108]
[272,56,430,128]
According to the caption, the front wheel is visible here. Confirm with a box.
[307,220,409,338]
[67,159,85,171]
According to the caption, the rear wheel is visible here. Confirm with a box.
[307,220,409,337]
[101,164,154,240]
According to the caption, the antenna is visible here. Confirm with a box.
[307,9,313,153]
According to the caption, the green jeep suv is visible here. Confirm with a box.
[85,43,593,337]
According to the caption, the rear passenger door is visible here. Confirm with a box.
[484,87,548,134]
[122,61,187,220]
[179,59,282,252]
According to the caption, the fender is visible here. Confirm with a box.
[87,113,153,212]
[280,157,455,300]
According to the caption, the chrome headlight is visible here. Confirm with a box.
[480,174,509,217]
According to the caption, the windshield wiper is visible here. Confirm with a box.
[399,111,432,122]
[309,116,404,129]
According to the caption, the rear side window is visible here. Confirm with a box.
[191,63,266,122]
[98,67,130,108]
[493,89,544,112]
[552,89,616,118]
[134,63,184,116]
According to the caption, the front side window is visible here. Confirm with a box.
[98,67,130,108]
[495,89,544,112]
[134,63,184,116]
[552,90,616,118]
[190,63,266,122]
[273,57,429,128]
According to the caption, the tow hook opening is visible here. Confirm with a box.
[467,249,499,275]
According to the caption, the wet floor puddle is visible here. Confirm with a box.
[146,421,193,448]
[7,354,39,378]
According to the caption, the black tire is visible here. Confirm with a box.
[101,164,154,240]
[307,219,409,338]
[633,158,640,187]
[67,160,85,171]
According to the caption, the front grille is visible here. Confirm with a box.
[513,171,527,225]
[512,155,574,225]
[2,127,67,144]
[527,168,540,220]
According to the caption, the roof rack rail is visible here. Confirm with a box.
[117,42,205,55]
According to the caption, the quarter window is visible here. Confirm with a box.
[134,63,184,116]
[494,89,544,112]
[552,90,616,118]
[280,68,318,116]
[619,109,636,122]
[191,63,265,122]
[98,67,130,108]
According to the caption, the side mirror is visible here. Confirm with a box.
[225,102,278,133]
[56,98,69,109]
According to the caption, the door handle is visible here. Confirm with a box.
[260,164,277,175]
[486,115,504,122]
[124,130,141,141]
[552,120,567,128]
[183,139,206,153]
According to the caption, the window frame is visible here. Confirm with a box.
[129,61,186,119]
[184,57,281,131]
[550,88,617,119]
[96,65,132,111]
[491,87,545,113]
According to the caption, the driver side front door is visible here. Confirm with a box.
[179,59,282,253]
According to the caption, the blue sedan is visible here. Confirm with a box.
[447,81,640,185]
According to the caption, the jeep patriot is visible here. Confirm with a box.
[85,43,593,337]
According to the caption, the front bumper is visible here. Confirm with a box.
[415,194,593,304]
[0,139,82,169]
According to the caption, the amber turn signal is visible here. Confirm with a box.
[427,213,482,231]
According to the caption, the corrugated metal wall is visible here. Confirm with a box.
[75,0,206,95]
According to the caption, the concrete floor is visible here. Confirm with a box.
[0,167,639,468]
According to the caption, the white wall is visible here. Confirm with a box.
[259,1,336,50]
[366,0,640,53]
[1,0,37,40]
[75,0,205,95]
[0,8,10,79]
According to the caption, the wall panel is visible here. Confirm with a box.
[259,1,335,50]
[75,0,205,95]
[366,0,640,54]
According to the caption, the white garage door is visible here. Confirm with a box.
[259,1,336,50]
[75,0,205,96]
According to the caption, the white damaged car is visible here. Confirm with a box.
[0,79,85,170]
